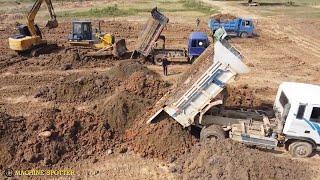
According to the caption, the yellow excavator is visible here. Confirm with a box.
[8,0,58,56]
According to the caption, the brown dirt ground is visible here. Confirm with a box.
[0,6,320,179]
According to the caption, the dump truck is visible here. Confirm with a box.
[148,34,320,158]
[208,17,254,38]
[131,8,209,65]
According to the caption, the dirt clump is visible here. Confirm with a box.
[211,13,237,22]
[177,139,315,180]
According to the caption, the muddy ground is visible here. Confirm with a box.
[0,6,320,179]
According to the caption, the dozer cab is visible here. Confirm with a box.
[67,21,127,58]
[8,0,58,56]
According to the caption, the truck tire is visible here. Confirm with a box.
[240,32,248,38]
[200,125,226,141]
[288,141,313,158]
[155,57,163,66]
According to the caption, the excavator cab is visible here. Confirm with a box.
[13,24,43,39]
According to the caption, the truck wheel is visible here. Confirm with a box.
[200,125,226,141]
[155,57,163,66]
[289,141,313,158]
[240,32,248,38]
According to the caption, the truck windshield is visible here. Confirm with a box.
[73,23,82,34]
[279,91,289,108]
[242,21,251,27]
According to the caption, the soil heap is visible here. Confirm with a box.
[177,139,316,180]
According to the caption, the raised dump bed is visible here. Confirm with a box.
[148,39,249,128]
[133,7,169,57]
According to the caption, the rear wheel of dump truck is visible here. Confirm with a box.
[200,125,226,141]
[288,141,313,158]
[155,57,163,66]
[240,32,248,38]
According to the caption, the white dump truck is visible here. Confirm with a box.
[148,36,320,158]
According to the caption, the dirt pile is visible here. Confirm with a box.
[0,109,118,169]
[0,112,25,169]
[34,61,157,103]
[35,73,121,103]
[177,139,315,180]
[96,70,170,133]
[1,61,181,169]
[126,117,197,161]
[211,13,237,22]
[225,84,274,110]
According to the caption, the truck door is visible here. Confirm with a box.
[239,20,253,36]
[282,104,314,142]
[306,105,320,144]
[287,104,320,144]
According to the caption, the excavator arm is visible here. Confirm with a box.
[27,0,58,36]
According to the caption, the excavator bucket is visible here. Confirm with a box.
[112,39,127,57]
[46,19,58,29]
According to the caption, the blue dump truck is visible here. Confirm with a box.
[132,8,209,65]
[188,32,209,60]
[208,18,255,38]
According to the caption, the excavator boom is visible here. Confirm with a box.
[27,0,58,36]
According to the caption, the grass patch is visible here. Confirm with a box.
[57,4,137,18]
[181,0,218,14]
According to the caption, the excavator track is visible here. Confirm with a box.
[30,43,59,57]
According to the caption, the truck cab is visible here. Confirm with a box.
[237,18,254,37]
[274,82,320,148]
[188,32,209,60]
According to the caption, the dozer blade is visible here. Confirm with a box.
[112,39,127,57]
[46,19,58,29]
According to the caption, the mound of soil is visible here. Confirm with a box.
[0,109,118,169]
[211,13,237,22]
[126,117,197,161]
[96,71,170,133]
[35,73,121,103]
[225,84,274,109]
[0,112,26,169]
[177,139,315,180]
[35,61,157,103]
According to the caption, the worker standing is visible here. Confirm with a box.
[196,18,200,28]
[162,56,169,76]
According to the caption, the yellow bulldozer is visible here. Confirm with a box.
[8,0,58,56]
[67,21,127,59]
